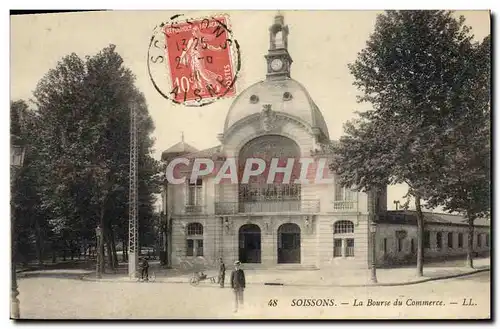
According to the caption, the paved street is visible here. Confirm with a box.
[17,271,490,319]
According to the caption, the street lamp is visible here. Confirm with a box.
[95,226,103,279]
[393,200,400,211]
[369,221,378,284]
[11,142,26,319]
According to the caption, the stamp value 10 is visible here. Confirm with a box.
[148,14,240,107]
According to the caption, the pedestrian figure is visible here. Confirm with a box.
[218,257,226,288]
[230,261,245,312]
[140,258,149,281]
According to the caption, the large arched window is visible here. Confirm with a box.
[238,135,301,211]
[333,220,354,257]
[186,222,203,256]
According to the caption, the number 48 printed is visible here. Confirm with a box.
[268,299,278,307]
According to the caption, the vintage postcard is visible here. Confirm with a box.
[10,10,491,320]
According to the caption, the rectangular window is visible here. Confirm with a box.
[344,188,355,201]
[333,239,342,257]
[486,234,489,247]
[477,234,482,248]
[334,178,355,201]
[346,238,355,257]
[411,239,415,254]
[447,232,454,248]
[424,231,430,249]
[186,239,194,256]
[334,183,343,201]
[397,238,404,253]
[458,233,464,248]
[187,179,203,206]
[196,240,204,256]
[436,232,442,250]
[383,238,388,254]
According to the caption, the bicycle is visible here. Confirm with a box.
[136,269,156,282]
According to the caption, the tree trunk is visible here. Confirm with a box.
[34,219,44,265]
[51,241,57,263]
[70,241,75,260]
[99,208,105,274]
[104,227,117,272]
[110,231,119,268]
[466,216,475,268]
[122,233,128,262]
[160,221,167,266]
[414,195,424,277]
[105,239,114,271]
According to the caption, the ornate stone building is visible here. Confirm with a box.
[160,14,490,270]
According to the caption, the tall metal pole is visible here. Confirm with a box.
[128,104,139,279]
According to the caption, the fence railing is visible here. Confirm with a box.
[173,204,206,215]
[215,199,320,215]
[332,200,357,212]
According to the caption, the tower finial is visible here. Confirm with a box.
[274,11,285,26]
[181,131,184,143]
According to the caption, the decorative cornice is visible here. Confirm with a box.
[224,111,313,141]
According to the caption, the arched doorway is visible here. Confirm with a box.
[239,224,261,263]
[277,223,301,263]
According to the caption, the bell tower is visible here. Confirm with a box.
[265,12,293,80]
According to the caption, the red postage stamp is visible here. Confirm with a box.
[162,16,237,104]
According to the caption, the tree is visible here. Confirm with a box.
[11,100,54,265]
[423,35,491,268]
[330,11,486,277]
[26,44,161,270]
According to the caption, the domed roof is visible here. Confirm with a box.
[223,78,329,140]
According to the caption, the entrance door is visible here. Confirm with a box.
[277,223,301,263]
[238,224,261,263]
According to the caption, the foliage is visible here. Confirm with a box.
[12,45,162,266]
[330,10,489,275]
[423,35,491,221]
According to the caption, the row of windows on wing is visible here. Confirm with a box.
[382,230,491,255]
[249,92,293,104]
[422,231,490,250]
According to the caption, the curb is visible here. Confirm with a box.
[286,268,490,288]
[79,268,489,287]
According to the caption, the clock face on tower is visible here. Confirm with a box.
[270,58,284,72]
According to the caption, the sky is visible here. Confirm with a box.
[10,10,490,211]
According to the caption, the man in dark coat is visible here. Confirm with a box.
[230,261,245,312]
[218,257,226,288]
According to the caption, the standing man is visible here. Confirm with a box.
[218,257,226,288]
[230,261,245,312]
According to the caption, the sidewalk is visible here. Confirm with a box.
[80,257,490,287]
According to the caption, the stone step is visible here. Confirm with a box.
[238,263,318,271]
